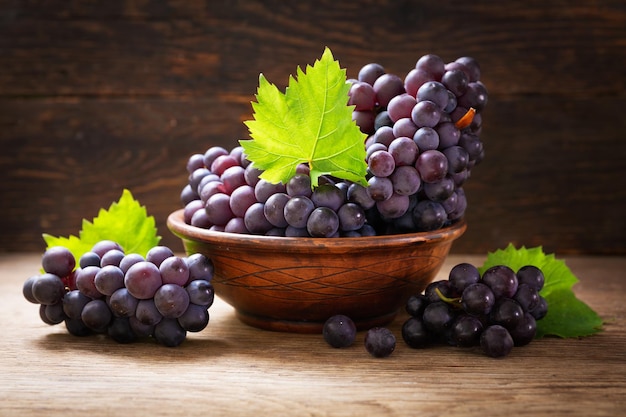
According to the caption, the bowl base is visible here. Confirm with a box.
[235,309,399,334]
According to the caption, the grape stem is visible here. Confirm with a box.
[435,287,463,308]
[454,107,476,130]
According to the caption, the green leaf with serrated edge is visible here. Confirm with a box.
[479,244,603,338]
[42,189,161,264]
[240,47,368,187]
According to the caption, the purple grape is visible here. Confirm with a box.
[75,266,103,299]
[529,296,548,320]
[509,312,537,346]
[109,288,139,318]
[452,314,483,347]
[203,146,228,170]
[135,299,163,326]
[178,304,210,332]
[388,137,418,166]
[348,81,377,111]
[448,262,481,294]
[368,150,396,177]
[392,117,418,139]
[159,256,190,286]
[462,282,496,316]
[31,273,66,305]
[482,265,518,299]
[153,318,187,347]
[81,299,112,332]
[79,251,101,269]
[186,279,215,307]
[422,301,456,334]
[311,184,345,211]
[221,166,246,194]
[373,73,405,108]
[411,100,441,128]
[364,327,396,358]
[367,176,393,202]
[490,298,524,331]
[412,200,447,231]
[306,207,339,238]
[323,314,357,348]
[516,265,545,291]
[417,81,449,110]
[376,193,410,219]
[42,246,76,278]
[402,317,432,348]
[513,284,540,312]
[415,150,448,183]
[124,261,162,300]
[154,284,190,319]
[185,253,214,282]
[413,126,439,151]
[337,203,366,232]
[108,317,137,344]
[441,69,469,96]
[244,202,274,235]
[286,174,313,197]
[405,294,428,317]
[284,196,315,229]
[387,93,417,122]
[480,325,514,358]
[146,246,174,268]
[415,54,445,80]
[229,184,257,218]
[63,289,91,319]
[357,63,385,86]
[390,165,421,196]
[347,183,376,210]
[263,192,290,228]
[94,265,125,296]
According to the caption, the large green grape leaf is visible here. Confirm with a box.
[42,189,161,263]
[240,47,368,187]
[479,244,603,338]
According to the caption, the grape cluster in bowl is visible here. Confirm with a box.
[23,242,215,347]
[181,54,486,237]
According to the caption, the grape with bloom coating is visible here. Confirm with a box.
[323,315,357,348]
[364,327,396,358]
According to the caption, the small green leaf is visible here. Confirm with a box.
[42,189,161,263]
[479,244,603,338]
[240,47,368,187]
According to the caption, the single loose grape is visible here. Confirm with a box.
[364,327,396,358]
[323,315,357,348]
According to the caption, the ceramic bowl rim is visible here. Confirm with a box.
[167,209,467,253]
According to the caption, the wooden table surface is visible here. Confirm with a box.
[1,253,624,416]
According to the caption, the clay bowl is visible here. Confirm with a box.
[167,209,466,333]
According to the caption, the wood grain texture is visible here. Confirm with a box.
[1,253,624,416]
[1,0,625,254]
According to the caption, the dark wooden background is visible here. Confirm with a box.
[1,0,625,255]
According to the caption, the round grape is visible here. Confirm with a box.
[364,327,396,358]
[323,314,357,348]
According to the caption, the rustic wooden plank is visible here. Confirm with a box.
[0,0,624,96]
[1,95,625,254]
[1,253,624,416]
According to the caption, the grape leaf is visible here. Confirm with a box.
[479,244,603,338]
[42,189,161,263]
[240,47,368,187]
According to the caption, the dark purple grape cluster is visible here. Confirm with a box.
[180,54,486,237]
[350,54,486,233]
[402,263,547,358]
[23,242,215,347]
